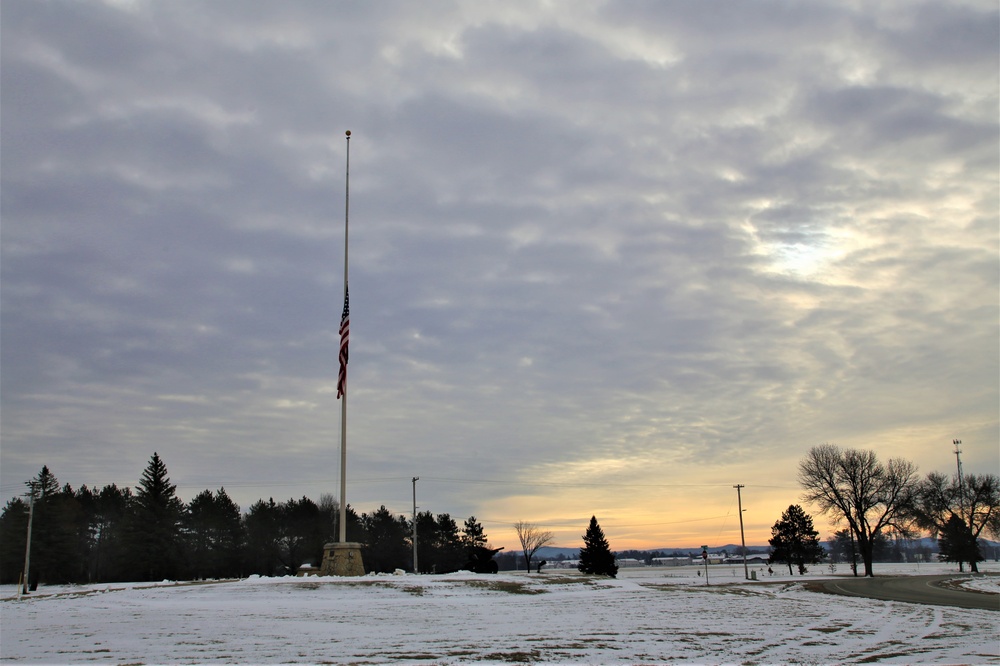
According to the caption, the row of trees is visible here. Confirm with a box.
[766,445,1000,577]
[3,445,995,585]
[507,516,619,577]
[0,454,494,586]
[801,444,998,576]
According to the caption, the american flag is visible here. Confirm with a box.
[337,285,349,399]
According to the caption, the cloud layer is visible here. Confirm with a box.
[2,0,997,548]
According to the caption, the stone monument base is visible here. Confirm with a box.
[319,542,365,576]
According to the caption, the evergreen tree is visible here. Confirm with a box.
[938,513,983,567]
[186,490,216,578]
[31,465,62,497]
[0,498,29,584]
[89,484,133,582]
[211,488,244,577]
[578,516,618,577]
[126,453,185,581]
[277,496,324,573]
[433,513,466,573]
[411,511,469,573]
[244,498,282,576]
[461,516,488,550]
[362,506,410,573]
[911,472,999,573]
[185,488,243,579]
[768,504,826,575]
[24,468,82,587]
[65,484,96,583]
[827,528,859,575]
[414,510,440,573]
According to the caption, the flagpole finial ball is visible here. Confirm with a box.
[345,130,351,137]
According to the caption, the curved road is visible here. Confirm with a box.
[812,574,999,611]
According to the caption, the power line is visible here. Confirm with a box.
[475,513,734,529]
[417,476,788,490]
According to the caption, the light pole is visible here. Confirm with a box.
[953,439,965,520]
[734,484,749,580]
[21,482,36,596]
[412,477,419,573]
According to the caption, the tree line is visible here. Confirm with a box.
[766,444,999,577]
[2,445,997,586]
[0,453,492,587]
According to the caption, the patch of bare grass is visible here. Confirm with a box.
[481,649,543,662]
[540,575,596,586]
[463,579,546,595]
[641,582,771,597]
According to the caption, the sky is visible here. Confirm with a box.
[1,0,997,552]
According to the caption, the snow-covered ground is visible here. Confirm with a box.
[2,562,997,664]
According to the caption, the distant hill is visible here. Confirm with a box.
[525,538,1000,559]
[532,545,770,559]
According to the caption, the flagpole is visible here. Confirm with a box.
[339,130,350,544]
[320,130,363,575]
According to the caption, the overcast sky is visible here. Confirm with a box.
[2,0,997,550]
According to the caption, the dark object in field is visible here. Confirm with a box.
[464,546,505,574]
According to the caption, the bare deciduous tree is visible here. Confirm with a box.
[910,472,1000,573]
[513,520,553,573]
[798,444,918,577]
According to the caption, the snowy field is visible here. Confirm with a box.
[2,562,997,665]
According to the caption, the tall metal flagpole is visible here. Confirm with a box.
[320,130,362,575]
[339,130,350,544]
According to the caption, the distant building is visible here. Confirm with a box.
[724,555,768,565]
[650,557,692,567]
[552,559,580,569]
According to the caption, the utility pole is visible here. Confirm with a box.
[21,482,36,596]
[734,484,749,580]
[953,439,966,520]
[412,477,419,574]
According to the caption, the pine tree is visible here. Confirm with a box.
[768,504,826,575]
[126,453,185,581]
[184,488,243,580]
[23,468,83,587]
[828,528,859,576]
[578,516,618,578]
[414,510,439,573]
[278,496,324,574]
[938,513,983,567]
[210,488,244,578]
[361,505,410,573]
[461,516,488,550]
[0,498,29,584]
[433,514,465,572]
[244,498,282,576]
[90,484,133,582]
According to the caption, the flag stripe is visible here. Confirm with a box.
[337,285,349,398]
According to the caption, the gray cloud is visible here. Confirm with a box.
[2,0,996,546]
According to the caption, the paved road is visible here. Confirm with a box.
[813,574,999,611]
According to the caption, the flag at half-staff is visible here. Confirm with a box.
[337,285,349,399]
[319,129,365,573]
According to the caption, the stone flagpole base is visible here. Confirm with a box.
[319,542,365,576]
